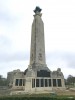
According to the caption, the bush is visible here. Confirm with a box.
[0,96,75,100]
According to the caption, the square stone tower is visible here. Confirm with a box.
[7,7,65,94]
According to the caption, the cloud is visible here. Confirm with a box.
[46,51,75,78]
[62,53,75,68]
[0,35,11,46]
[1,51,75,78]
[0,0,75,78]
[0,0,23,33]
[0,51,29,62]
[0,35,12,53]
[0,36,29,62]
[0,12,11,22]
[0,1,14,22]
[0,60,29,77]
[46,51,75,69]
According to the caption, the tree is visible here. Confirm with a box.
[0,75,2,79]
[0,75,8,86]
[67,75,75,86]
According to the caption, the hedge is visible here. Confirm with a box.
[0,97,75,100]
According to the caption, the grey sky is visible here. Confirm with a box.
[0,0,75,78]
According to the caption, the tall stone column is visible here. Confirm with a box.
[29,7,46,68]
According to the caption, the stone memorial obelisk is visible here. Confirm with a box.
[7,7,65,94]
[30,7,46,68]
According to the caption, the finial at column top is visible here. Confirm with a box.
[34,6,42,13]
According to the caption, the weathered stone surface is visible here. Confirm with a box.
[7,7,65,94]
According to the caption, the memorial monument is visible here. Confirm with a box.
[7,7,65,93]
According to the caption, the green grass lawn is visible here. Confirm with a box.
[0,93,75,99]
